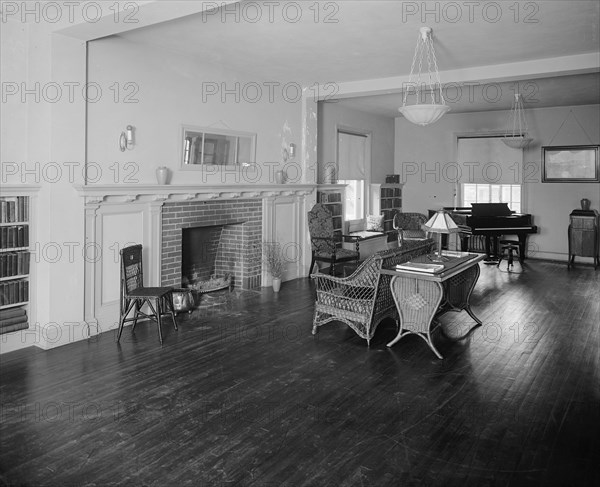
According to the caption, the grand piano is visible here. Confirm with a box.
[429,203,538,263]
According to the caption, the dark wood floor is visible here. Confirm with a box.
[1,260,599,487]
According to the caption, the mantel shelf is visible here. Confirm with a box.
[74,184,316,204]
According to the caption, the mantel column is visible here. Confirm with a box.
[84,201,101,335]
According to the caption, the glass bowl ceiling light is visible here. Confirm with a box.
[502,93,533,148]
[398,27,450,126]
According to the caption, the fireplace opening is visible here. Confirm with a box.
[181,222,246,292]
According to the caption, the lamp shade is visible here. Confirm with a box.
[422,210,460,234]
[399,104,450,126]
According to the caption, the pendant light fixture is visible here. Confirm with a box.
[398,27,450,126]
[502,93,532,148]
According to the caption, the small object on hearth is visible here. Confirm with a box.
[172,288,195,314]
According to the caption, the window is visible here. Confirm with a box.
[463,183,521,213]
[338,179,365,220]
[457,136,524,214]
[336,129,370,224]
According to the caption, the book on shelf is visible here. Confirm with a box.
[0,314,29,327]
[0,321,29,334]
[0,197,28,224]
[0,307,26,320]
[395,262,445,273]
[0,279,29,306]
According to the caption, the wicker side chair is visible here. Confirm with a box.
[311,239,435,345]
[117,244,178,344]
[307,203,359,277]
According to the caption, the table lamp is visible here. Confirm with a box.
[422,210,460,261]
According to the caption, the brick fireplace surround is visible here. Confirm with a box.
[161,199,262,290]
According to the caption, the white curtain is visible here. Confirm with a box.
[457,137,523,184]
[337,131,367,180]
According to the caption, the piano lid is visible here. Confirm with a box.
[470,203,513,217]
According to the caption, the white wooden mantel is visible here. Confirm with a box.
[75,184,316,333]
[75,184,316,204]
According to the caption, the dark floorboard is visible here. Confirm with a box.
[0,261,599,486]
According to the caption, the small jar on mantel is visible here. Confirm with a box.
[156,166,170,185]
[275,170,287,184]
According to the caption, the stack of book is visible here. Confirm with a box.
[0,308,28,334]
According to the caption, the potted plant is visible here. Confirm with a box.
[263,241,285,292]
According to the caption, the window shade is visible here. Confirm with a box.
[457,137,523,184]
[337,131,367,180]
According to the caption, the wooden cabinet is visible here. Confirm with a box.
[568,210,599,269]
[317,186,345,243]
[0,195,30,334]
[371,183,403,232]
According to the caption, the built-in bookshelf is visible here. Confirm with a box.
[0,195,30,335]
[371,182,403,232]
[317,186,345,243]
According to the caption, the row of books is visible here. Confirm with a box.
[0,225,29,249]
[381,187,401,198]
[0,280,29,307]
[0,308,28,334]
[0,197,29,223]
[381,198,402,209]
[0,251,30,278]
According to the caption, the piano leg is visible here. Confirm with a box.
[518,234,527,264]
[483,235,500,264]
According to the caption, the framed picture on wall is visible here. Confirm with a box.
[542,145,599,182]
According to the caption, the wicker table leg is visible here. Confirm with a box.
[439,264,482,326]
[387,276,445,359]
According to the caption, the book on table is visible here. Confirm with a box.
[395,262,445,273]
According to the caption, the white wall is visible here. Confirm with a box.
[1,19,88,352]
[87,37,307,185]
[395,104,600,262]
[318,102,395,184]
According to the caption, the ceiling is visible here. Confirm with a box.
[114,0,600,117]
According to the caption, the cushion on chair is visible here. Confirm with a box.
[366,214,385,232]
[314,248,360,259]
[403,229,427,239]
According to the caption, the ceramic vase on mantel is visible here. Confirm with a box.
[275,170,287,184]
[156,166,170,185]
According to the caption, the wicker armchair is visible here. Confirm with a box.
[311,239,435,345]
[393,212,429,241]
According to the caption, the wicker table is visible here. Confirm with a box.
[381,252,485,359]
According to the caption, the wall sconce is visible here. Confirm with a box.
[119,125,134,152]
[283,143,296,162]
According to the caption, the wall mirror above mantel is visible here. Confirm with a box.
[181,125,256,169]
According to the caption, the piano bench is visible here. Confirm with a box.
[498,240,520,268]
